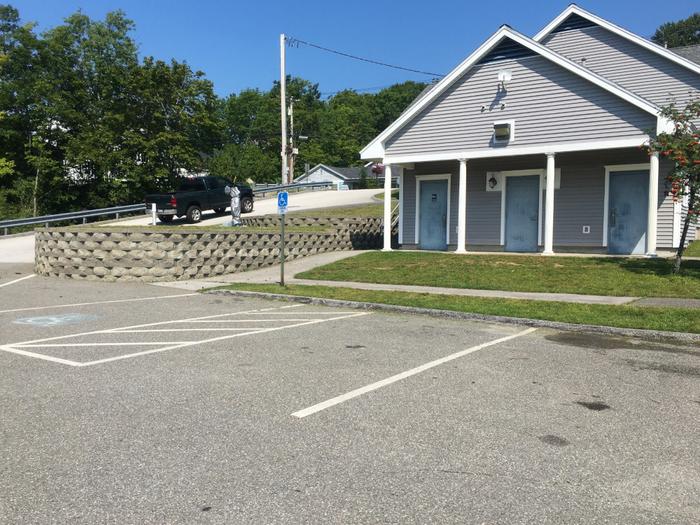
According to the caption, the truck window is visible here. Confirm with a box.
[178,178,206,192]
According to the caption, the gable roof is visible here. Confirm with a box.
[361,25,661,159]
[533,4,700,76]
[297,164,366,181]
[671,44,700,65]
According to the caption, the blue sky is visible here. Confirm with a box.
[10,1,699,97]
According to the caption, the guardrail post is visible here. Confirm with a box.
[82,217,87,224]
[3,227,7,236]
[116,212,120,219]
[151,203,157,226]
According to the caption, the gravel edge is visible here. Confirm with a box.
[206,289,700,343]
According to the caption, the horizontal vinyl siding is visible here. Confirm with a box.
[466,169,502,245]
[402,172,417,244]
[402,151,680,250]
[657,159,674,248]
[553,166,604,246]
[542,26,700,112]
[385,53,654,156]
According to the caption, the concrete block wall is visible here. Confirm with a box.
[34,217,384,282]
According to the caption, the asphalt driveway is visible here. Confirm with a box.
[0,269,698,524]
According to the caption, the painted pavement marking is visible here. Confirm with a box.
[292,327,538,419]
[0,293,198,315]
[0,274,35,289]
[0,303,370,367]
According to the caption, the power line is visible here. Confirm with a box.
[319,84,397,97]
[287,36,444,78]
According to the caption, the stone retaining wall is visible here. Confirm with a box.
[34,217,384,282]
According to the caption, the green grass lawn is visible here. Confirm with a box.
[296,251,700,298]
[686,240,700,257]
[373,190,399,201]
[64,224,331,234]
[288,199,398,219]
[220,283,700,334]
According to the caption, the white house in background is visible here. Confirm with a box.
[363,4,700,255]
[295,163,397,189]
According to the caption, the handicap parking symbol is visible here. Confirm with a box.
[277,191,288,214]
[14,313,99,327]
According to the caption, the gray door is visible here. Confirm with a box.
[419,180,448,250]
[505,175,540,252]
[608,170,648,255]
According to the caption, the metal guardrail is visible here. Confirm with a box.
[0,181,335,235]
[252,181,333,196]
[0,204,146,235]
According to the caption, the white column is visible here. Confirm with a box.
[646,152,659,256]
[456,159,468,253]
[543,152,556,255]
[382,164,393,251]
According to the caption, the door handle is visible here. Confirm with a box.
[610,208,616,227]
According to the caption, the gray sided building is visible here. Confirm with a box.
[363,5,700,255]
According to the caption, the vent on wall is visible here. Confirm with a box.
[477,38,537,65]
[550,13,597,33]
[493,120,515,144]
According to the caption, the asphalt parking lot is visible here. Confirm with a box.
[1,265,699,524]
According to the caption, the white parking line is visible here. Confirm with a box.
[116,328,265,333]
[291,327,538,419]
[0,293,198,315]
[18,342,191,347]
[0,274,35,289]
[8,304,304,347]
[77,312,370,367]
[186,319,319,323]
[0,303,370,367]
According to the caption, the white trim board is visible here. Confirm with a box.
[499,169,545,247]
[533,5,700,76]
[398,168,405,244]
[360,24,662,160]
[603,163,650,248]
[415,174,452,247]
[381,137,649,165]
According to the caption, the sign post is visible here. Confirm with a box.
[277,191,288,286]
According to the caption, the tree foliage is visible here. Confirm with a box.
[652,12,700,48]
[0,4,426,218]
[645,99,700,272]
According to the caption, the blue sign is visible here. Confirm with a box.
[277,191,288,214]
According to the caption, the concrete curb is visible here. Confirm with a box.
[206,289,700,344]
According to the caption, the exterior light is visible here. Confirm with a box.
[488,175,498,189]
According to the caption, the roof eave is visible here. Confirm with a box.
[533,4,700,76]
[360,24,660,157]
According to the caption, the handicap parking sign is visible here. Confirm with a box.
[277,191,288,215]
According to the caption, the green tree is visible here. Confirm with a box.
[652,12,700,48]
[645,99,700,273]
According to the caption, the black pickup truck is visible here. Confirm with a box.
[145,176,254,223]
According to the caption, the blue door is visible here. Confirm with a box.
[419,180,448,250]
[505,175,540,252]
[608,171,648,255]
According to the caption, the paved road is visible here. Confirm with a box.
[1,268,698,524]
[0,189,381,264]
[117,188,380,226]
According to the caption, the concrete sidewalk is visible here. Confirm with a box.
[152,250,700,307]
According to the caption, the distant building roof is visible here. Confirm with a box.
[297,164,369,182]
[670,44,700,65]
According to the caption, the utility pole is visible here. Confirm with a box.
[288,98,295,183]
[280,33,288,185]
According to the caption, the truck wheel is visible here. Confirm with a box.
[241,197,253,213]
[158,215,173,223]
[214,207,227,214]
[186,205,202,223]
